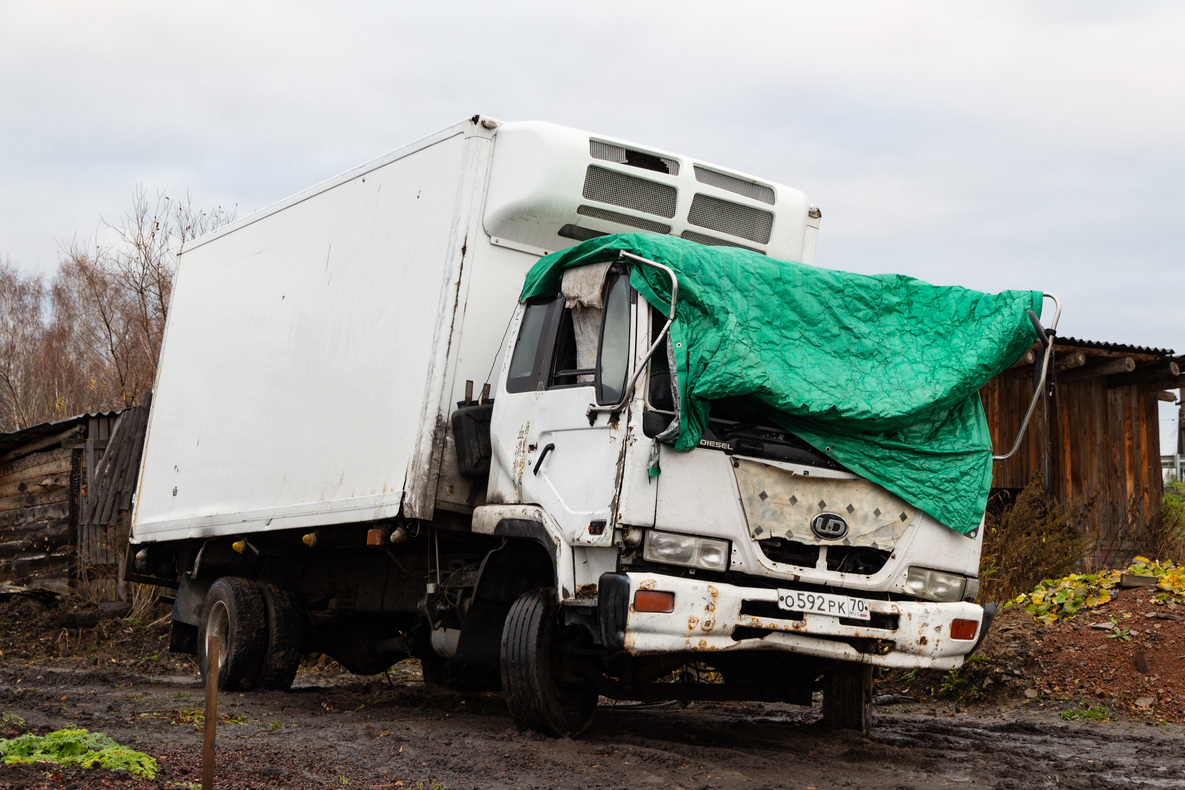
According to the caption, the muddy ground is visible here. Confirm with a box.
[3,591,1185,789]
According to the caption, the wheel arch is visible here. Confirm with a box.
[473,505,577,602]
[451,528,557,668]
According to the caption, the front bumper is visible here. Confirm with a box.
[600,571,983,671]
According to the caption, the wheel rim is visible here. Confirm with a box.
[207,601,230,670]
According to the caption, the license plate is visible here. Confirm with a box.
[777,589,870,621]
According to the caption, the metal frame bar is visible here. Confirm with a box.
[588,252,678,416]
[993,293,1062,462]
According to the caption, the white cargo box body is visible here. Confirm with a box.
[132,120,497,542]
[132,117,817,544]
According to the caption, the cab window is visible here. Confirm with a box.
[596,274,631,404]
[504,271,634,405]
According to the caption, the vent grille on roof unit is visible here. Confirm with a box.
[680,230,764,255]
[590,140,680,176]
[687,194,773,244]
[583,165,678,219]
[694,166,775,205]
[576,205,672,234]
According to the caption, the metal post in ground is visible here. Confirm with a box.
[202,635,219,790]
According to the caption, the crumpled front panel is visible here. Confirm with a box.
[734,458,914,550]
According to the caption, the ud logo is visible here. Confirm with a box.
[810,512,849,540]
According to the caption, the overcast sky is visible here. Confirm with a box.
[2,1,1181,448]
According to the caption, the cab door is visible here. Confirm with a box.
[488,268,637,547]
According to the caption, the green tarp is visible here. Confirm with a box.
[521,234,1042,535]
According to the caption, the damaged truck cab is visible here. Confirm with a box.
[127,116,1053,739]
[477,251,996,735]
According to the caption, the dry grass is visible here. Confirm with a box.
[1147,481,1185,564]
[978,479,1185,604]
[978,475,1091,604]
[128,581,158,622]
[68,562,120,607]
[67,563,156,622]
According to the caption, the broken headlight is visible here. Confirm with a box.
[643,530,730,572]
[904,567,967,602]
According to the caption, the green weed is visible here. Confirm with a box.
[1010,557,1185,624]
[1059,702,1112,722]
[939,670,966,698]
[0,727,158,778]
[938,667,986,703]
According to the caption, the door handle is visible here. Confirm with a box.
[532,443,555,476]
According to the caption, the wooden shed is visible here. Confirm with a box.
[982,338,1182,561]
[0,399,150,596]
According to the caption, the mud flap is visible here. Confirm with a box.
[969,602,997,655]
[168,574,213,655]
[597,572,630,650]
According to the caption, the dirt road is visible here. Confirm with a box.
[3,660,1184,790]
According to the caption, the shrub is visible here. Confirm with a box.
[978,475,1089,604]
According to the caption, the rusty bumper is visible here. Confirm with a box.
[616,572,983,671]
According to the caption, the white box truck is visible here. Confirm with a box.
[128,115,1055,736]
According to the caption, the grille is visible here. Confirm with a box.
[576,205,672,234]
[590,140,680,175]
[694,166,775,204]
[688,194,774,244]
[680,230,764,254]
[755,538,818,567]
[583,166,678,218]
[756,538,891,576]
[826,546,891,575]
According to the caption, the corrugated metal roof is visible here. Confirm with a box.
[1056,336,1176,358]
[0,410,126,457]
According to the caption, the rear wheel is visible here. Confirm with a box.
[500,588,597,738]
[822,661,873,735]
[255,582,306,690]
[198,577,267,691]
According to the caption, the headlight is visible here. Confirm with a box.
[643,531,730,572]
[904,567,968,602]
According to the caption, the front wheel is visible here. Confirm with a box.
[500,588,597,738]
[822,660,873,735]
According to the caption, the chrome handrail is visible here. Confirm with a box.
[992,292,1062,462]
[588,252,678,417]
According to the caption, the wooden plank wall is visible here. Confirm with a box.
[981,355,1167,561]
[0,446,78,593]
[0,405,148,596]
[80,400,150,567]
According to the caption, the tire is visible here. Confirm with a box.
[198,577,268,692]
[500,588,597,738]
[822,660,873,735]
[255,582,306,691]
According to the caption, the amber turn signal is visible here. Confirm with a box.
[633,590,675,613]
[951,619,979,641]
[366,528,384,547]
